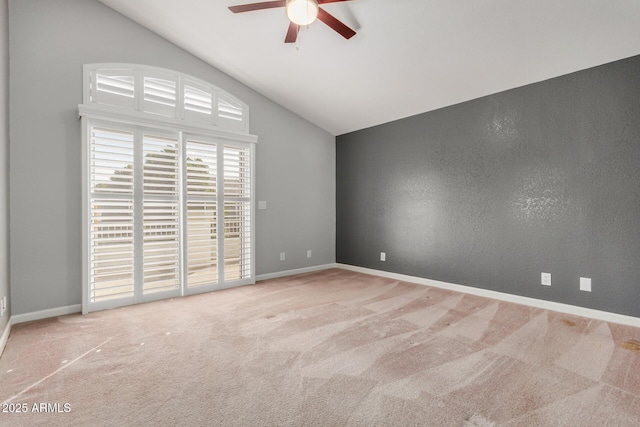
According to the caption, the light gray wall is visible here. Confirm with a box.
[337,54,640,318]
[0,0,9,329]
[9,0,335,315]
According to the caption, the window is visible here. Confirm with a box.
[80,64,256,313]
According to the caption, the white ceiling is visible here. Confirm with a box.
[98,0,640,135]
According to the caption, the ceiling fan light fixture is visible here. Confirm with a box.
[286,0,319,26]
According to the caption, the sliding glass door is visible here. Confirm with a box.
[86,123,253,312]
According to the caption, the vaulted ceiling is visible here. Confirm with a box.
[98,0,640,135]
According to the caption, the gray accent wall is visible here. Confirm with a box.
[1,0,9,330]
[337,54,640,318]
[9,0,335,315]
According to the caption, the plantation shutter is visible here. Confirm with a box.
[142,134,180,294]
[143,76,177,117]
[186,139,218,288]
[91,69,135,109]
[223,145,252,281]
[184,81,213,124]
[89,127,135,303]
[217,94,246,130]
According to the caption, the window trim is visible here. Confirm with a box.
[78,104,257,144]
[80,64,257,314]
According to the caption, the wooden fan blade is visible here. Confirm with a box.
[229,1,286,13]
[318,0,352,4]
[317,7,356,39]
[285,22,299,43]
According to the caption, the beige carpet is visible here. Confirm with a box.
[1,268,640,426]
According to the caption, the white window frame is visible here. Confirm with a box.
[80,64,257,314]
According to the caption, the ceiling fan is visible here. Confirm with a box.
[229,0,357,43]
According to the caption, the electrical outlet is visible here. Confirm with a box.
[380,252,386,262]
[541,272,551,286]
[307,250,312,258]
[1,296,5,317]
[258,201,267,210]
[280,252,285,261]
[580,277,592,292]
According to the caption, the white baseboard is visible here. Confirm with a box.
[0,318,11,357]
[337,264,640,328]
[256,263,338,282]
[11,304,81,325]
[6,266,340,328]
[6,262,635,343]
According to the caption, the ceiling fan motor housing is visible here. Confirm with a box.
[286,0,319,26]
[228,1,356,43]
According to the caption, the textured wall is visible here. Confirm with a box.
[0,0,9,329]
[9,0,335,315]
[337,54,640,318]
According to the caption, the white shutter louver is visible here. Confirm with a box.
[218,97,243,122]
[90,128,135,302]
[186,140,218,288]
[142,134,180,294]
[223,146,251,280]
[184,83,213,123]
[90,128,134,194]
[223,201,251,280]
[97,75,135,98]
[186,201,217,287]
[90,200,135,301]
[218,95,246,131]
[223,146,251,199]
[143,77,177,117]
[92,70,135,109]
